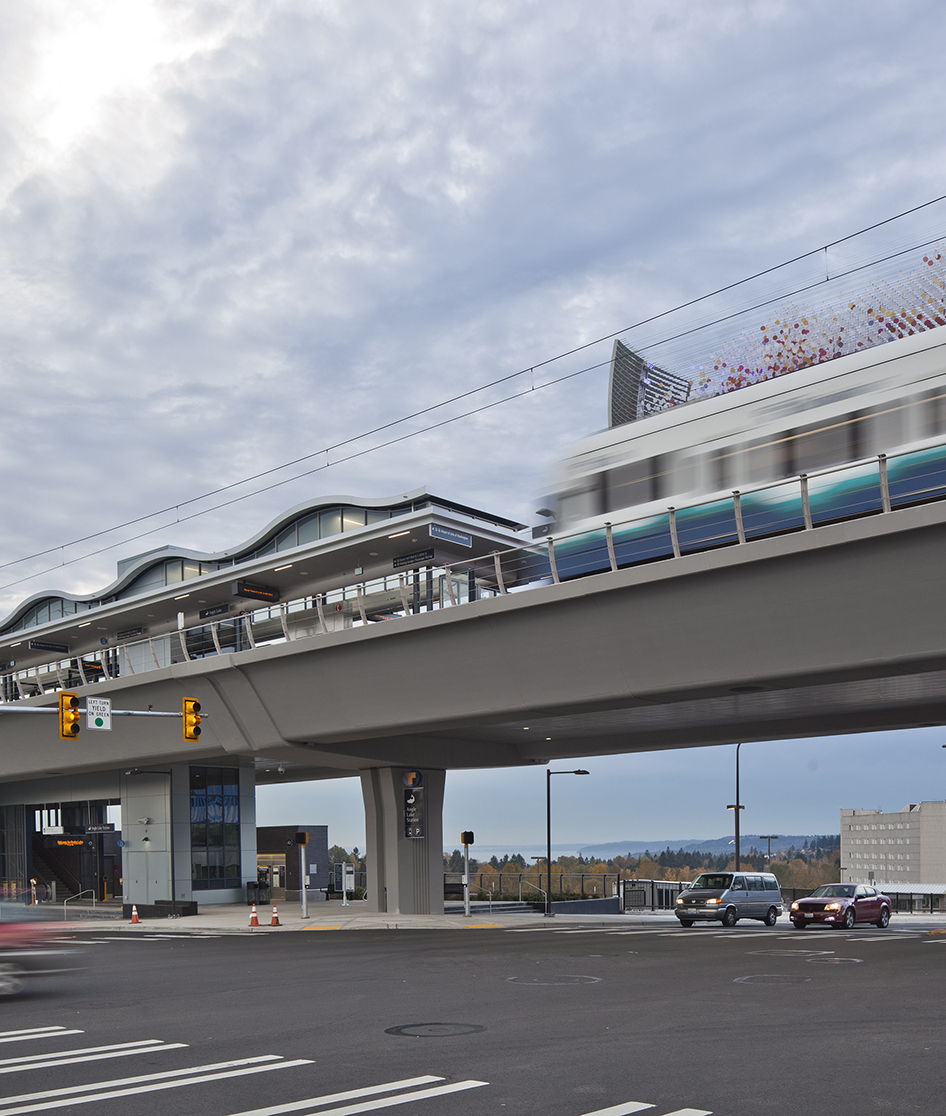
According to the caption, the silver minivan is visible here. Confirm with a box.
[674,872,783,927]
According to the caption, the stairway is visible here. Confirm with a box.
[30,848,76,902]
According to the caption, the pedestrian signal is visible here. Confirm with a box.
[294,831,308,846]
[461,831,474,845]
[182,698,201,740]
[58,692,80,739]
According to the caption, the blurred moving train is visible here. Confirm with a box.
[543,327,946,577]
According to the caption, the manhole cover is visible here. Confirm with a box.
[384,1023,485,1038]
[507,974,602,985]
[749,950,833,957]
[806,956,863,964]
[734,974,811,985]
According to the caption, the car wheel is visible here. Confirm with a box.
[721,907,737,928]
[679,919,693,928]
[763,907,779,927]
[791,919,806,929]
[842,906,856,930]
[876,907,890,928]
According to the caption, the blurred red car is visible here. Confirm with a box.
[790,884,891,930]
[0,915,82,995]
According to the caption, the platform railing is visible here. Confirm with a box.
[4,438,946,696]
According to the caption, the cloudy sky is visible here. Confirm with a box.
[4,0,946,848]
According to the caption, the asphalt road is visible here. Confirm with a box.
[5,919,944,1116]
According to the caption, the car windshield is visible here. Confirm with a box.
[808,885,856,898]
[689,874,733,890]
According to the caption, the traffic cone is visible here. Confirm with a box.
[249,903,259,927]
[130,905,140,924]
[271,905,281,927]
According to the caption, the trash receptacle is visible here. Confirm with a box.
[246,881,258,906]
[257,882,271,905]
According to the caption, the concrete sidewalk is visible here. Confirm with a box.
[56,901,946,935]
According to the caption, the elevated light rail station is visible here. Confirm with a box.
[4,328,946,914]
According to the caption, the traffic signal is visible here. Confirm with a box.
[182,698,201,741]
[58,692,80,740]
[461,831,474,846]
[294,831,307,846]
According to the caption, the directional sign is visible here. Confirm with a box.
[86,697,111,731]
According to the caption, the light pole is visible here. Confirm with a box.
[726,743,744,872]
[759,834,779,870]
[546,769,589,917]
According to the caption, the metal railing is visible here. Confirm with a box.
[63,889,96,920]
[4,437,946,698]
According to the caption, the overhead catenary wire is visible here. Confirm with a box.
[2,191,946,591]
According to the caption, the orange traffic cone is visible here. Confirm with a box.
[130,905,140,924]
[271,905,281,927]
[249,903,259,927]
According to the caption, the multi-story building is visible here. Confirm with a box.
[841,802,946,887]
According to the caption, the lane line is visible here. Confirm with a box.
[0,1054,294,1108]
[235,1080,489,1116]
[0,1059,312,1115]
[0,1031,69,1041]
[0,1040,166,1068]
[0,1032,83,1046]
[662,1109,713,1115]
[0,1044,188,1076]
[223,1076,446,1116]
[576,1103,655,1115]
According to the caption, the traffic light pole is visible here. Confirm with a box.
[299,842,308,919]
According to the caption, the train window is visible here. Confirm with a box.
[559,475,604,524]
[605,458,658,511]
[905,388,946,440]
[707,445,739,491]
[790,415,855,473]
[853,403,902,457]
[744,432,794,483]
[653,452,697,500]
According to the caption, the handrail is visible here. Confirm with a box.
[63,889,97,921]
[6,434,946,698]
[519,880,547,903]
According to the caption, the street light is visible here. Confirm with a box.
[546,769,590,917]
[759,834,779,869]
[726,743,744,871]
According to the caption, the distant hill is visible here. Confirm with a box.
[578,835,838,859]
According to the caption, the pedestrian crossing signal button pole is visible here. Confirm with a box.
[182,698,201,741]
[59,692,80,739]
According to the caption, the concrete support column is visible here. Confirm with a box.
[360,767,445,914]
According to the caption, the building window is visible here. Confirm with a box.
[190,767,241,890]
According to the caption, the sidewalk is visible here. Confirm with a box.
[57,902,946,935]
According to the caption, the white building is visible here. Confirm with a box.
[841,802,946,887]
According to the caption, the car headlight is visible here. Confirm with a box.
[676,897,684,904]
[825,902,841,911]
[705,898,720,904]
[791,902,799,910]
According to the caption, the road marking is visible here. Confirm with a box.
[0,1030,83,1046]
[223,1075,446,1115]
[462,924,500,928]
[304,926,344,931]
[662,1109,713,1115]
[0,1055,312,1114]
[0,1040,185,1075]
[228,1079,489,1116]
[576,1103,655,1115]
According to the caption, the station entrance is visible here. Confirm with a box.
[28,800,122,903]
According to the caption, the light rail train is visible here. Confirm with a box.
[543,327,946,578]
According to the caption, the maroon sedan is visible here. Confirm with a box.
[791,884,891,930]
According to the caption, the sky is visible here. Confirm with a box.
[4,0,946,849]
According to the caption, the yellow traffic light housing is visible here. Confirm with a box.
[58,692,80,740]
[182,698,201,741]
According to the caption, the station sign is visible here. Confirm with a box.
[116,627,142,641]
[86,697,111,731]
[29,640,68,653]
[199,604,231,620]
[86,824,115,833]
[404,787,425,838]
[393,549,434,570]
[430,524,472,548]
[231,580,280,603]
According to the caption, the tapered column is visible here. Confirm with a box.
[360,767,445,914]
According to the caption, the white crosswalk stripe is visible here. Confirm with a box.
[0,1031,83,1046]
[226,1077,489,1116]
[577,1103,712,1115]
[0,1039,187,1075]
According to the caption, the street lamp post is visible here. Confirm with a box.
[546,769,589,917]
[759,834,779,869]
[726,743,744,872]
